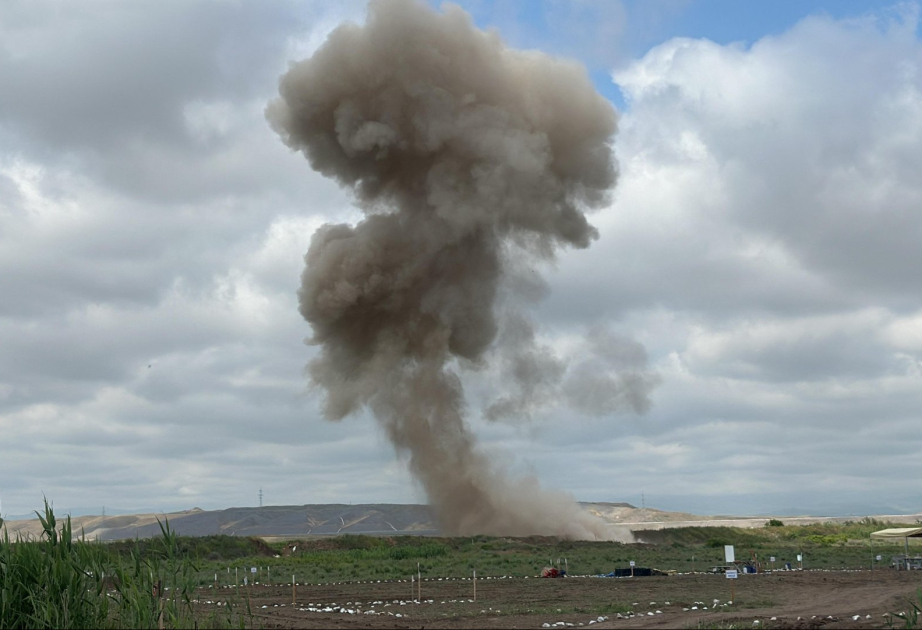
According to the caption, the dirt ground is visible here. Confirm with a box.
[194,569,922,629]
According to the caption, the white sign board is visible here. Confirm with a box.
[724,545,735,563]
[770,556,776,562]
[629,561,635,567]
[726,569,738,579]
[796,554,802,562]
[876,555,882,561]
[251,567,257,574]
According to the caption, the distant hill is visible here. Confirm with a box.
[4,502,919,542]
[3,506,152,521]
[2,504,439,541]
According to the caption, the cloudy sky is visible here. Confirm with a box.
[2,0,920,519]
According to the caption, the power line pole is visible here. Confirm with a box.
[259,488,263,508]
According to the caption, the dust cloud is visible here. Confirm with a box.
[486,320,660,422]
[268,0,651,540]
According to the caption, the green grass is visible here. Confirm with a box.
[174,520,917,587]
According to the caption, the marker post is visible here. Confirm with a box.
[726,568,738,602]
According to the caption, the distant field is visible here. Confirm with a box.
[99,518,921,587]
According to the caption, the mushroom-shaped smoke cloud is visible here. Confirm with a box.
[268,0,655,539]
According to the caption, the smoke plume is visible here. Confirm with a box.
[486,319,661,422]
[268,0,650,539]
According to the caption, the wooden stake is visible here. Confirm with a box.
[417,563,421,601]
[473,570,476,602]
[411,576,414,601]
[292,575,296,605]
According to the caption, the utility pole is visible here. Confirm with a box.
[641,493,645,510]
[259,488,263,508]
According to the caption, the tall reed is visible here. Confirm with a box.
[0,500,235,629]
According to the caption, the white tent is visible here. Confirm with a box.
[870,527,922,555]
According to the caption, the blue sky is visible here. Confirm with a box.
[440,0,914,108]
[1,0,921,522]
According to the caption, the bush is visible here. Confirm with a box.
[766,519,785,527]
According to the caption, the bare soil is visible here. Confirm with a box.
[195,569,922,629]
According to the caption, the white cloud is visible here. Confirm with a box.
[613,6,922,300]
[885,311,922,351]
[535,2,922,512]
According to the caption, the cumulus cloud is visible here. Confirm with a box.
[545,3,922,512]
[0,1,371,515]
[614,5,922,300]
